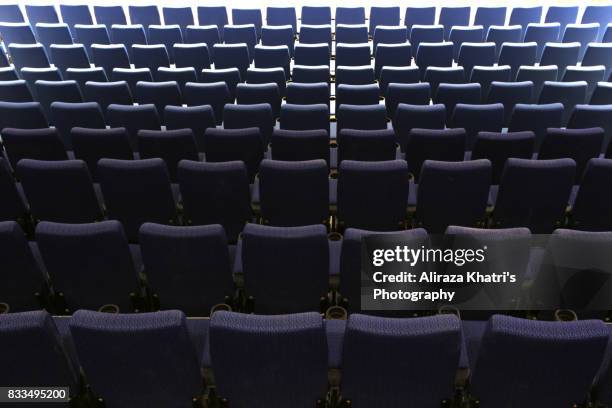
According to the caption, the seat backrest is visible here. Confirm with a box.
[451,103,505,149]
[539,127,604,182]
[337,129,396,163]
[266,7,297,32]
[204,127,264,180]
[581,5,612,41]
[26,5,59,27]
[470,315,608,407]
[139,223,233,315]
[271,129,329,164]
[17,159,102,224]
[9,43,50,73]
[508,103,564,151]
[475,7,507,34]
[0,79,33,103]
[197,6,228,36]
[70,310,203,407]
[82,81,133,111]
[0,22,35,47]
[128,5,161,30]
[486,81,533,124]
[259,159,329,226]
[433,83,481,122]
[493,158,575,232]
[50,101,105,149]
[416,159,491,233]
[471,131,535,184]
[545,6,578,35]
[241,223,329,313]
[2,127,68,170]
[369,6,400,35]
[50,44,90,74]
[0,221,45,312]
[210,311,328,407]
[572,158,612,231]
[337,160,409,230]
[393,104,446,152]
[163,7,194,35]
[342,314,461,407]
[539,80,588,124]
[336,7,365,25]
[0,5,24,23]
[0,311,79,392]
[71,127,133,179]
[173,43,211,74]
[568,104,612,154]
[222,103,274,147]
[438,6,471,40]
[301,6,331,25]
[405,128,466,179]
[0,158,28,225]
[212,43,250,77]
[0,101,48,130]
[337,104,387,133]
[177,160,251,242]
[509,6,543,39]
[498,42,538,79]
[91,44,131,77]
[94,6,127,30]
[36,220,138,311]
[97,158,176,242]
[183,81,230,126]
[374,43,412,79]
[137,129,198,181]
[164,105,216,151]
[106,104,161,151]
[280,103,330,135]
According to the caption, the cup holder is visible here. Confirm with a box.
[328,232,342,242]
[554,309,578,322]
[438,305,461,320]
[0,303,9,314]
[210,303,232,316]
[325,305,347,320]
[98,304,120,314]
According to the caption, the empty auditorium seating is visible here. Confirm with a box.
[1,7,612,404]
